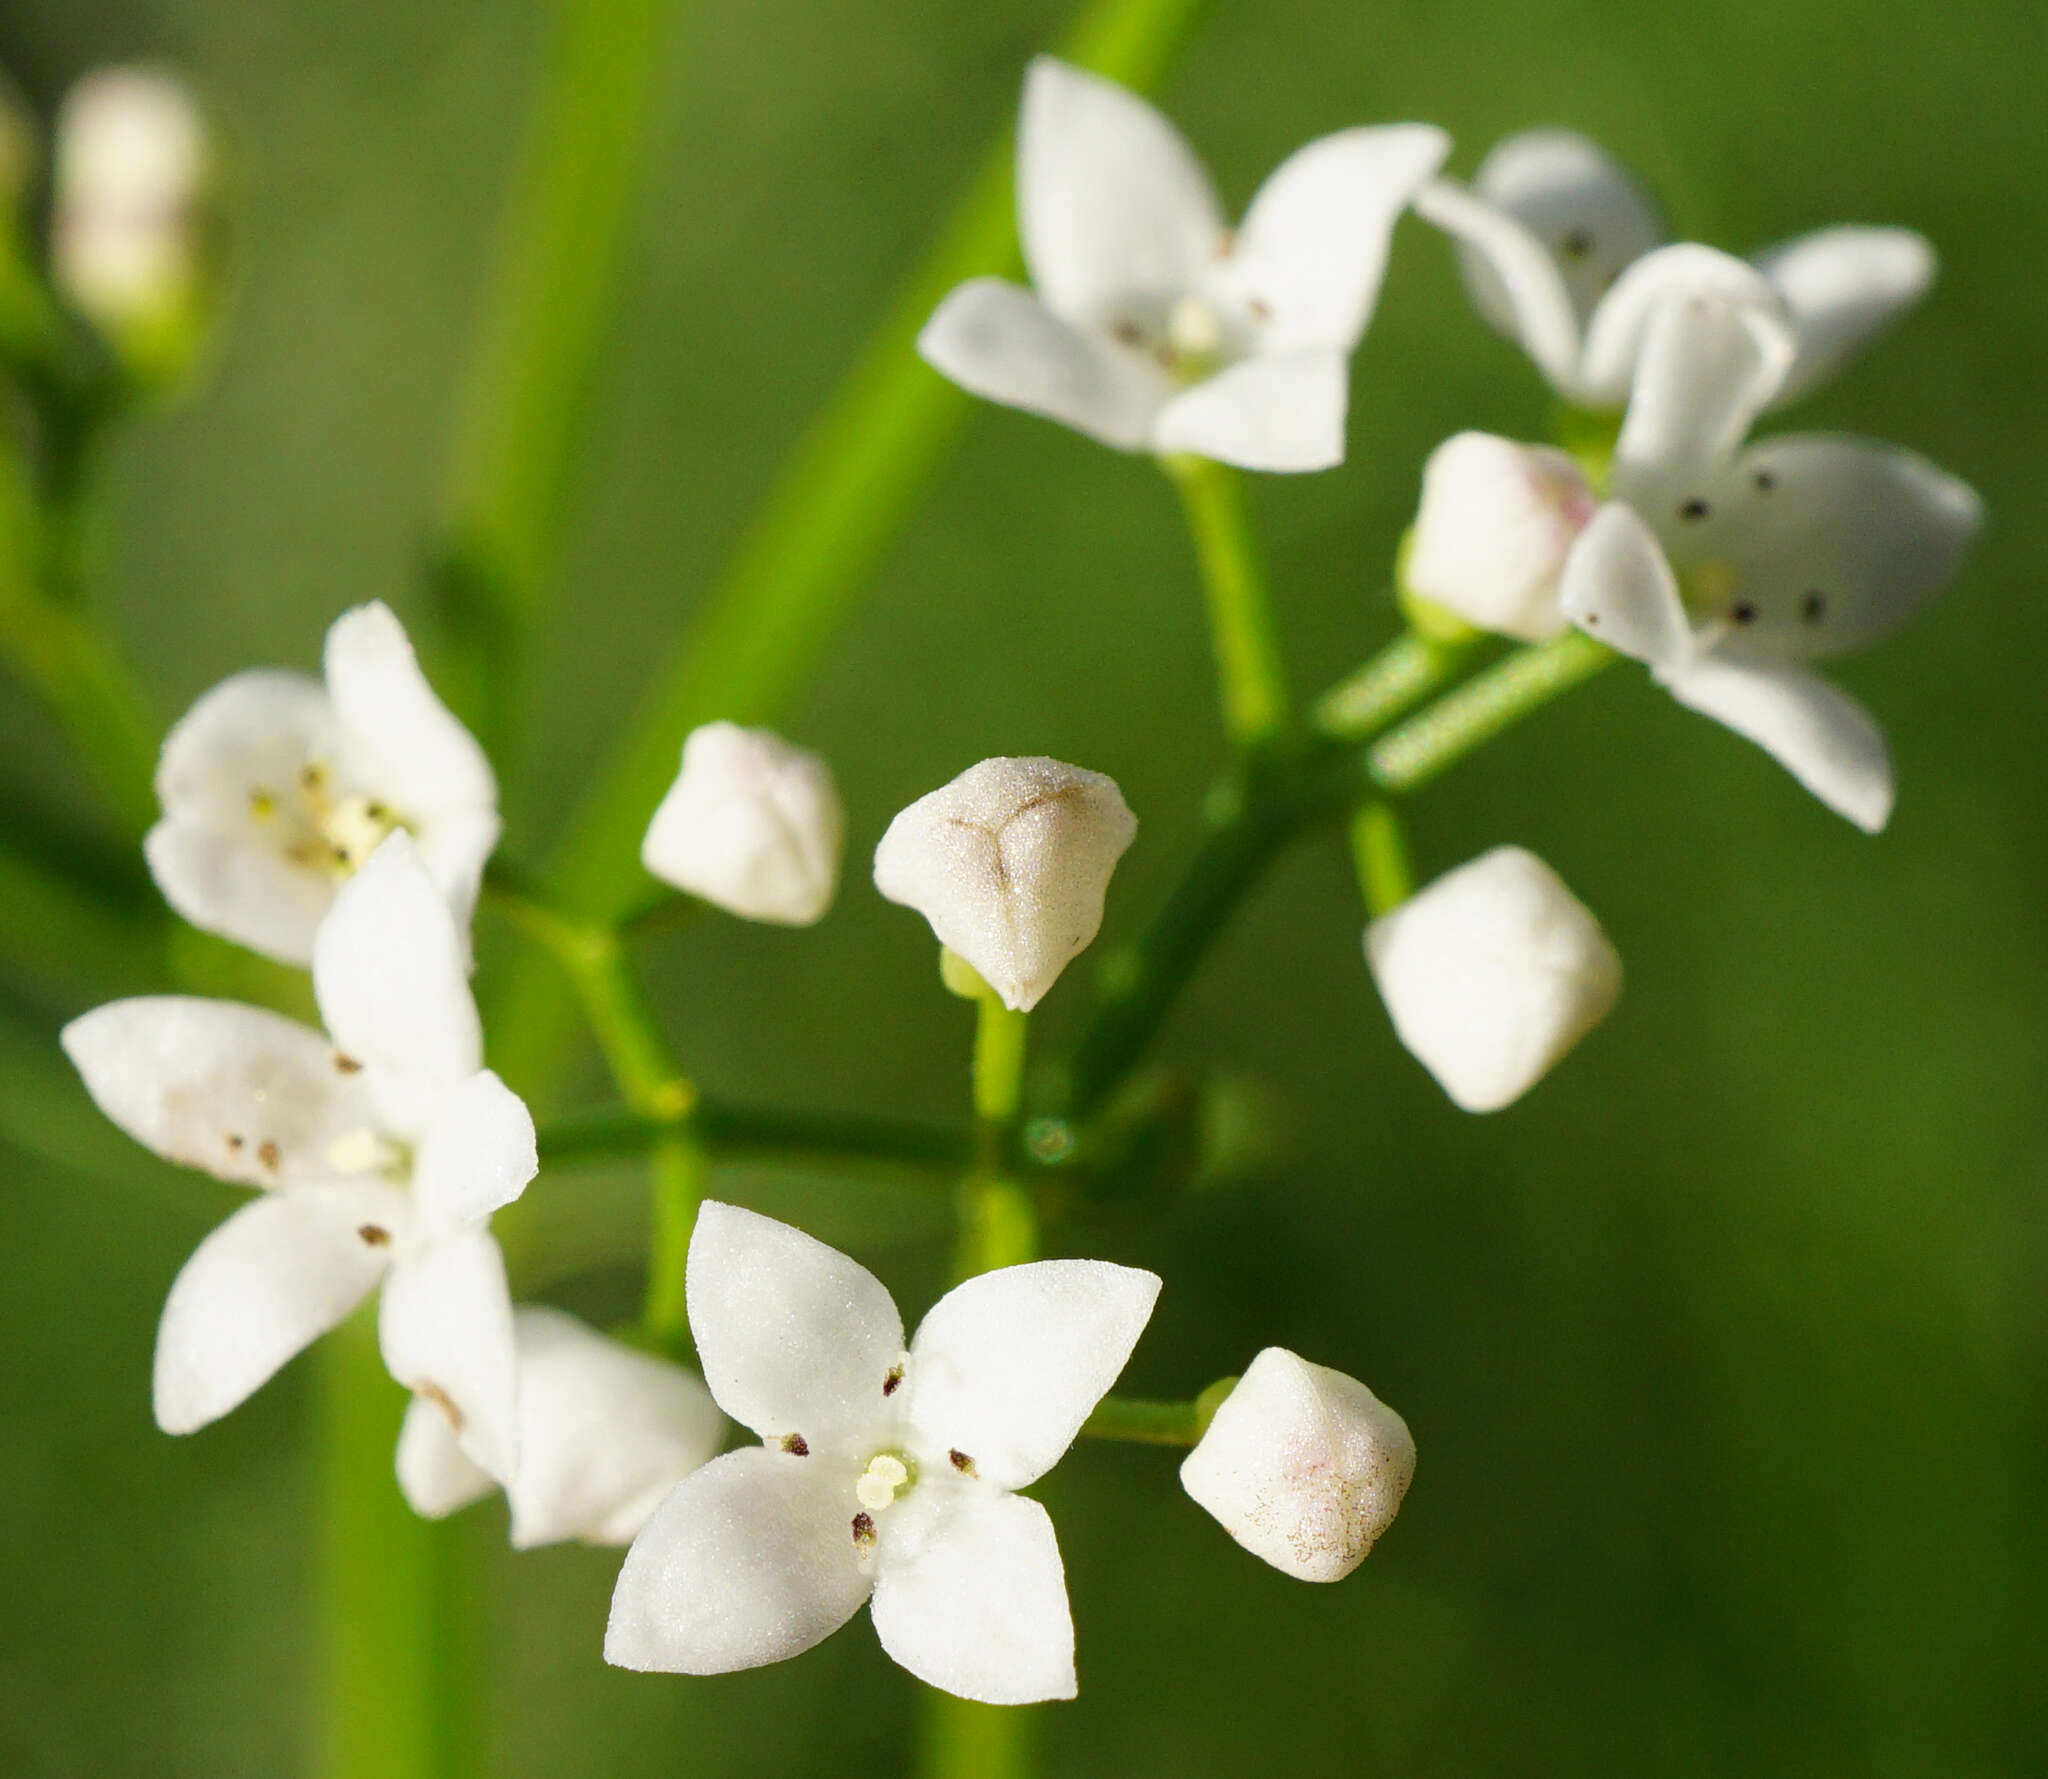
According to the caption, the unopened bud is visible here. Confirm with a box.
[1366,845,1620,1113]
[873,756,1136,1012]
[1404,432,1596,643]
[1179,1348,1415,1582]
[642,723,843,926]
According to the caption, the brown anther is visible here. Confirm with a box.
[257,1139,282,1172]
[225,1132,245,1152]
[1110,319,1144,347]
[297,763,326,790]
[248,789,276,819]
[1732,601,1760,625]
[1802,590,1826,623]
[417,1381,465,1431]
[1678,498,1711,522]
[333,1053,363,1075]
[1752,468,1777,492]
[781,1433,810,1457]
[1561,228,1595,259]
[851,1512,876,1548]
[1246,297,1272,323]
[882,1365,904,1397]
[948,1449,977,1477]
[357,1224,392,1247]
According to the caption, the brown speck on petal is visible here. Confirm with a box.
[333,1053,363,1075]
[417,1381,465,1432]
[357,1224,391,1247]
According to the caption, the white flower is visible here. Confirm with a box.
[641,723,843,926]
[62,833,535,1480]
[52,68,213,365]
[398,1306,725,1548]
[1417,128,1936,408]
[1559,292,1982,831]
[1366,845,1620,1113]
[918,57,1448,472]
[1179,1348,1415,1582]
[872,756,1136,1012]
[1405,432,1597,641]
[606,1202,1159,1703]
[146,601,499,966]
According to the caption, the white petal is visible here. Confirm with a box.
[684,1201,905,1444]
[1179,1347,1415,1583]
[870,1490,1075,1705]
[1468,130,1664,333]
[396,1394,495,1519]
[1015,56,1224,329]
[323,602,496,821]
[1661,654,1893,832]
[1151,350,1349,473]
[312,831,482,1130]
[872,757,1138,1012]
[1367,847,1622,1114]
[918,278,1170,452]
[379,1229,518,1482]
[1222,124,1448,354]
[504,1307,726,1548]
[605,1447,871,1674]
[1609,287,1796,506]
[1695,435,1981,659]
[410,1069,537,1238]
[640,723,845,926]
[146,669,345,966]
[410,805,501,957]
[1412,177,1582,393]
[1558,502,1692,667]
[902,1260,1159,1491]
[153,1181,401,1433]
[62,996,374,1189]
[1405,433,1595,641]
[1755,226,1935,405]
[1583,245,1789,413]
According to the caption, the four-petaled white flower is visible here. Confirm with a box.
[1417,127,1936,408]
[606,1201,1160,1703]
[147,601,499,966]
[873,755,1137,1012]
[1559,292,1981,832]
[398,1306,725,1549]
[1367,845,1621,1113]
[919,57,1448,472]
[63,832,536,1481]
[1179,1348,1415,1583]
[641,723,844,926]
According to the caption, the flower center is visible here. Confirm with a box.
[853,1450,916,1513]
[325,1127,410,1179]
[255,761,406,879]
[1160,294,1225,382]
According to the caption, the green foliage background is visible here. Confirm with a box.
[2,0,2043,1774]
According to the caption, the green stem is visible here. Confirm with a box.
[1314,627,1474,740]
[536,1100,969,1176]
[1349,799,1412,918]
[315,1312,465,1779]
[1163,453,1291,749]
[1079,1394,1204,1447]
[1365,630,1614,794]
[954,991,1038,1278]
[431,0,688,755]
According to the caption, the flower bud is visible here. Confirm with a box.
[1404,433,1596,642]
[52,67,217,387]
[642,723,844,926]
[1366,845,1620,1113]
[1179,1347,1415,1582]
[873,756,1136,1012]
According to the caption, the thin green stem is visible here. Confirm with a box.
[1366,630,1614,795]
[642,1135,702,1344]
[1314,627,1475,740]
[1349,799,1412,918]
[315,1313,465,1779]
[954,990,1038,1278]
[431,0,688,755]
[1079,1394,1204,1447]
[1163,453,1291,749]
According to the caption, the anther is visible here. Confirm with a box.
[1678,498,1711,522]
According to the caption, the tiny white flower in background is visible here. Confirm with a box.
[146,601,499,966]
[872,755,1137,1013]
[1405,432,1597,641]
[51,68,214,366]
[63,833,535,1480]
[641,723,843,926]
[1417,127,1937,408]
[606,1201,1159,1703]
[1559,291,1982,831]
[1179,1348,1415,1583]
[1366,845,1620,1114]
[398,1306,725,1549]
[918,57,1448,472]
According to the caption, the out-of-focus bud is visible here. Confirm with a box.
[642,723,844,926]
[1366,844,1620,1113]
[1404,432,1597,642]
[873,755,1136,1012]
[1179,1347,1415,1582]
[51,67,218,389]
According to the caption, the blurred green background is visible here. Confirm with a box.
[2,0,2044,1774]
